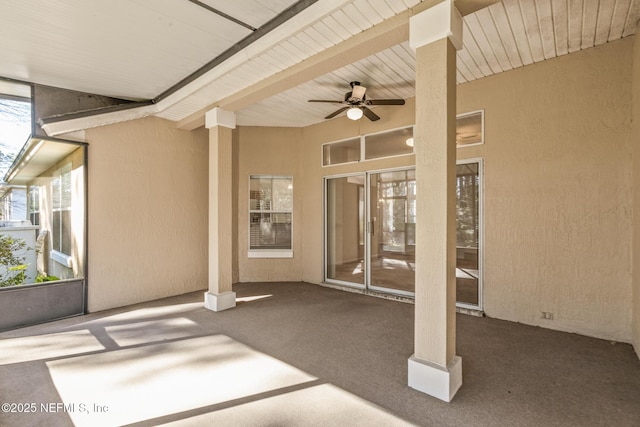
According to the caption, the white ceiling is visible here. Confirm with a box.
[0,0,638,131]
[0,0,298,100]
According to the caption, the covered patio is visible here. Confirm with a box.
[2,282,639,426]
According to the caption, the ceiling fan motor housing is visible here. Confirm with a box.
[347,81,366,103]
[345,91,365,104]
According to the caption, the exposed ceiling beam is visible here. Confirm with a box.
[177,6,419,130]
[40,0,504,135]
[176,0,502,130]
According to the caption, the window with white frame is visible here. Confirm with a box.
[0,192,11,220]
[322,137,360,166]
[364,126,414,160]
[322,126,415,166]
[249,175,293,258]
[456,110,484,147]
[52,164,72,257]
[28,185,39,227]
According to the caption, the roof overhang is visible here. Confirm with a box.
[38,0,351,137]
[4,137,82,185]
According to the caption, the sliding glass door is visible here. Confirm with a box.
[325,168,415,295]
[368,169,415,295]
[456,160,482,309]
[325,175,365,286]
[325,161,482,309]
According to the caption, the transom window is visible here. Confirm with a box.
[456,110,484,147]
[322,126,414,166]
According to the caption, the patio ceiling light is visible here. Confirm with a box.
[346,107,363,120]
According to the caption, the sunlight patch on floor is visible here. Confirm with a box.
[352,261,363,274]
[236,294,273,303]
[105,318,201,347]
[0,330,104,365]
[381,258,415,270]
[46,335,317,426]
[162,384,414,427]
[456,268,479,280]
[76,302,204,327]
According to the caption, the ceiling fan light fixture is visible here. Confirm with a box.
[309,82,403,121]
[347,107,363,120]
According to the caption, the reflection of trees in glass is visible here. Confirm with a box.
[456,164,479,248]
[250,177,292,211]
[249,176,293,250]
[378,171,415,251]
[0,99,31,177]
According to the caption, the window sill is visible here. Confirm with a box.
[248,250,293,259]
[50,250,73,268]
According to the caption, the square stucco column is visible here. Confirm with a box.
[204,107,236,312]
[408,0,463,402]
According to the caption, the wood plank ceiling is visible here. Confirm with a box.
[155,0,424,125]
[458,0,639,82]
[224,0,640,127]
[1,0,638,130]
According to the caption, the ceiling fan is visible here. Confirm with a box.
[308,81,405,121]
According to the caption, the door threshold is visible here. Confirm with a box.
[319,282,485,317]
[320,282,414,304]
[455,306,485,317]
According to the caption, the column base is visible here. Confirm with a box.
[408,355,462,402]
[204,291,236,312]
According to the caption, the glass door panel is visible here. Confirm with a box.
[456,161,481,307]
[325,175,365,286]
[325,164,481,307]
[369,170,415,294]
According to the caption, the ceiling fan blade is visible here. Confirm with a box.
[361,106,380,121]
[308,99,344,104]
[325,106,349,119]
[366,99,405,106]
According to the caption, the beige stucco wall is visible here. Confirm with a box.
[632,31,640,357]
[78,30,635,344]
[86,116,208,312]
[457,37,634,342]
[236,126,304,282]
[293,37,634,343]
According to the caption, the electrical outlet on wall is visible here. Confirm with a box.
[541,311,554,320]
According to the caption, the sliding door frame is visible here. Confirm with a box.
[323,160,484,310]
[456,157,484,311]
[323,166,416,297]
[323,172,367,289]
[365,166,416,297]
